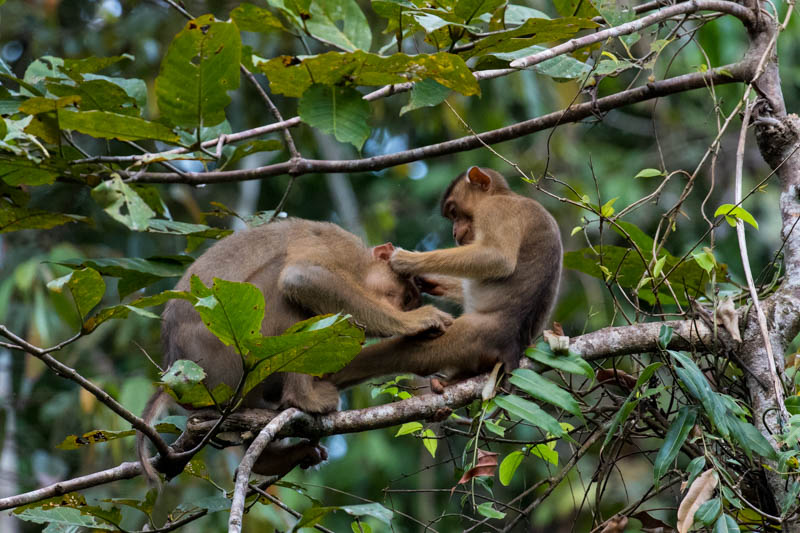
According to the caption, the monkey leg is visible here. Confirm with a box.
[251,439,328,477]
[280,373,340,414]
[330,313,510,389]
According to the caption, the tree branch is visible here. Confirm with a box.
[127,62,752,184]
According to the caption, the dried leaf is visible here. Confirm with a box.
[452,449,499,494]
[481,362,503,401]
[552,322,565,336]
[716,296,741,343]
[677,469,718,533]
[599,515,628,533]
[543,329,570,353]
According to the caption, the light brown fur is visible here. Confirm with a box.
[139,218,452,479]
[330,167,562,388]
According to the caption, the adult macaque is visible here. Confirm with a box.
[331,166,562,389]
[139,218,452,479]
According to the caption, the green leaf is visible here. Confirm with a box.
[658,324,674,349]
[499,450,524,486]
[92,175,156,230]
[484,419,505,437]
[653,406,697,489]
[669,351,731,439]
[476,502,506,519]
[713,514,741,533]
[554,0,599,18]
[84,289,192,332]
[57,428,136,450]
[653,255,666,278]
[230,3,285,32]
[47,267,105,320]
[49,79,140,116]
[508,368,583,418]
[603,362,662,448]
[714,204,759,230]
[525,342,595,380]
[55,255,192,299]
[422,428,437,457]
[400,79,451,115]
[692,248,717,275]
[12,494,116,530]
[695,498,723,526]
[62,54,134,76]
[161,359,235,407]
[339,503,393,525]
[785,395,800,415]
[634,168,665,178]
[189,276,265,353]
[260,50,479,98]
[155,15,242,128]
[145,219,232,240]
[494,395,572,441]
[299,85,371,150]
[686,456,706,485]
[304,0,371,52]
[241,314,364,396]
[0,204,88,233]
[58,109,179,142]
[395,422,423,436]
[729,417,778,460]
[530,443,559,465]
[479,44,591,80]
[600,197,617,217]
[0,157,62,186]
[221,139,282,168]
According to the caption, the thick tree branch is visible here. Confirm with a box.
[127,62,752,184]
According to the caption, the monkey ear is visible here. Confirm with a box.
[466,166,492,191]
[372,242,395,262]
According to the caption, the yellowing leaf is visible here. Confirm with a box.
[600,197,617,218]
[653,256,666,278]
[422,429,437,458]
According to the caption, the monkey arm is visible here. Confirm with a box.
[279,263,452,337]
[416,274,464,305]
[391,244,516,280]
[329,314,505,389]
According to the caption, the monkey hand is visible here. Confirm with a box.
[406,305,453,335]
[389,248,423,275]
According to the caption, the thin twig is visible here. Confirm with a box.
[229,408,303,533]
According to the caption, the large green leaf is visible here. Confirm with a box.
[525,342,595,380]
[304,0,371,52]
[260,50,479,98]
[48,79,141,116]
[509,368,583,418]
[230,3,285,32]
[653,406,697,489]
[84,289,192,332]
[241,314,365,396]
[61,54,134,76]
[713,514,741,533]
[602,362,662,448]
[161,359,235,407]
[729,417,778,460]
[145,219,232,240]
[454,0,505,21]
[554,0,599,18]
[91,175,156,230]
[0,157,62,186]
[298,85,371,150]
[155,15,241,128]
[58,109,179,142]
[460,17,597,59]
[669,351,732,439]
[55,256,193,298]
[189,276,265,354]
[46,267,105,320]
[400,78,451,115]
[494,395,571,440]
[0,204,87,232]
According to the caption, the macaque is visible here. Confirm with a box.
[330,166,562,389]
[138,218,453,479]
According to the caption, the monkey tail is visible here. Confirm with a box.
[137,389,170,487]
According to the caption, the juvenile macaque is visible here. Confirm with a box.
[139,218,452,479]
[331,166,562,389]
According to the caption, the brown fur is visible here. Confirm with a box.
[139,218,452,479]
[330,167,562,388]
